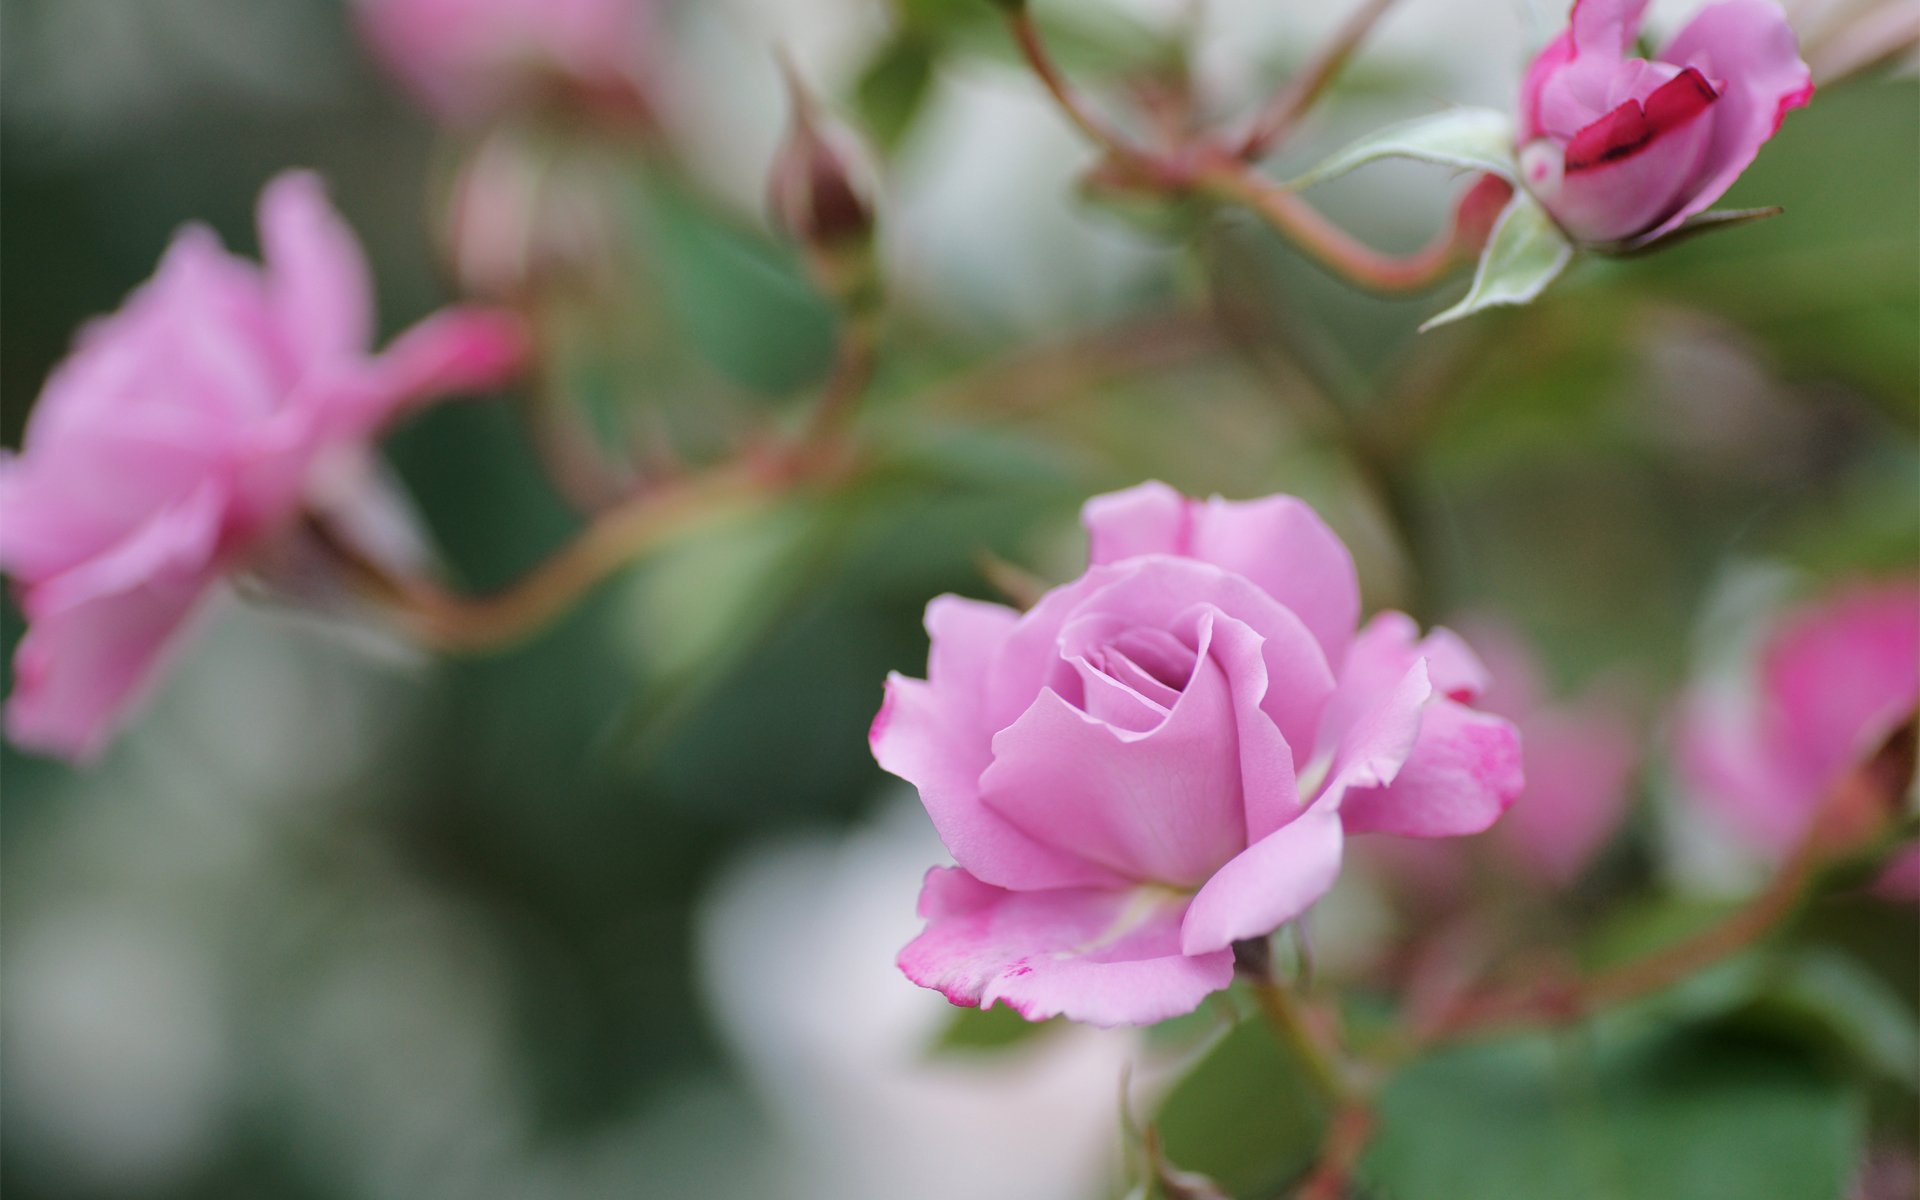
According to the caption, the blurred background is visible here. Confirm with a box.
[2,0,1914,1197]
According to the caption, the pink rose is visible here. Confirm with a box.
[354,0,652,123]
[1680,580,1919,896]
[1466,621,1639,886]
[1517,0,1812,245]
[874,482,1524,1027]
[0,172,523,762]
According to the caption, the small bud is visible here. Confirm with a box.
[767,56,876,301]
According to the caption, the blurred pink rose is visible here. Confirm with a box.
[355,0,652,123]
[1466,621,1640,886]
[0,172,523,762]
[1517,0,1812,245]
[1680,580,1919,896]
[874,482,1523,1027]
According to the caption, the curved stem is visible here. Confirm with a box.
[325,462,783,653]
[1194,161,1461,294]
[799,311,878,456]
[1250,977,1353,1104]
[1297,1101,1375,1200]
[1004,9,1147,165]
[1240,0,1401,160]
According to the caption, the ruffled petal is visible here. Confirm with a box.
[874,673,1120,891]
[1338,699,1524,838]
[981,607,1293,887]
[1082,482,1360,668]
[898,867,1234,1027]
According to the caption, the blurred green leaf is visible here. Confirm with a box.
[1152,1017,1326,1198]
[1735,950,1920,1094]
[1363,1025,1866,1200]
[857,33,939,152]
[634,176,838,394]
[1288,107,1517,192]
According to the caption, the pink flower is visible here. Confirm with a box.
[0,172,523,762]
[1465,621,1640,886]
[354,0,652,123]
[1680,580,1919,896]
[1517,0,1812,245]
[874,482,1524,1027]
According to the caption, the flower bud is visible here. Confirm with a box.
[766,60,877,302]
[1515,0,1811,247]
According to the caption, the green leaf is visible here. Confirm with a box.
[856,33,938,152]
[1151,1017,1325,1198]
[1363,1025,1867,1200]
[1287,107,1517,192]
[1738,950,1920,1093]
[634,177,838,394]
[1422,190,1573,330]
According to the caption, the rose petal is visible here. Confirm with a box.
[259,171,375,372]
[898,867,1234,1027]
[1761,581,1920,793]
[1082,482,1360,667]
[1570,0,1652,55]
[992,558,1333,760]
[4,485,226,761]
[1339,699,1524,838]
[982,607,1290,887]
[874,673,1120,892]
[1539,81,1718,242]
[1649,0,1813,239]
[1180,801,1346,956]
[1315,612,1486,760]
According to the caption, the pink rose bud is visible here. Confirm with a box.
[874,482,1524,1027]
[1462,620,1639,886]
[1517,0,1812,245]
[0,172,525,763]
[1680,579,1919,897]
[354,0,654,125]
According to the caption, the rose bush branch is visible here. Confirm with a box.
[1002,1,1489,297]
[1238,0,1401,161]
[1417,716,1919,1046]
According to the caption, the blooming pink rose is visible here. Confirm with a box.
[1466,621,1639,886]
[874,482,1524,1027]
[355,0,652,123]
[1680,580,1919,897]
[0,172,523,762]
[1517,0,1812,245]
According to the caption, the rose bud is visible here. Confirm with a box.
[767,60,877,303]
[1517,0,1812,246]
[0,173,524,762]
[874,482,1524,1027]
[354,0,656,127]
[1680,578,1919,898]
